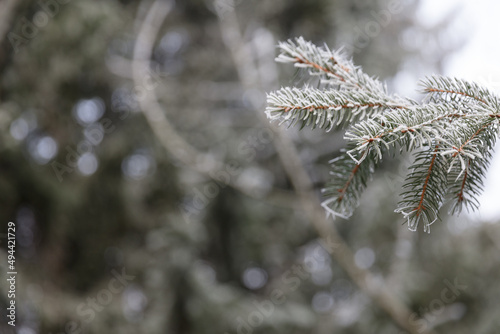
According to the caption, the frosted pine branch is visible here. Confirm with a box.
[345,104,460,163]
[421,75,500,110]
[321,148,377,219]
[395,144,449,232]
[265,37,500,233]
[445,118,499,214]
[266,86,409,131]
[276,37,388,93]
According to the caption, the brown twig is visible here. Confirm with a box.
[425,87,487,104]
[281,102,407,111]
[414,145,440,217]
[337,163,360,202]
[457,160,470,203]
[294,56,345,81]
[451,122,492,158]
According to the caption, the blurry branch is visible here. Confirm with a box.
[0,0,20,79]
[131,0,296,209]
[0,0,18,46]
[215,3,437,334]
[106,55,135,79]
[386,224,417,292]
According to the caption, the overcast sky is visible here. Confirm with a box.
[419,0,500,222]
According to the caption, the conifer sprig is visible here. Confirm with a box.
[345,104,460,163]
[266,86,408,132]
[395,144,449,232]
[276,37,389,93]
[265,37,500,232]
[444,118,499,214]
[321,148,377,219]
[421,75,500,109]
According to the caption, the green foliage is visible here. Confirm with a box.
[266,38,500,232]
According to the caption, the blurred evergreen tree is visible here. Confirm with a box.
[1,1,495,334]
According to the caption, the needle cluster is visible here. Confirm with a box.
[266,38,500,232]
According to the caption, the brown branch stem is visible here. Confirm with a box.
[294,56,345,81]
[425,87,487,104]
[280,103,407,112]
[414,145,440,216]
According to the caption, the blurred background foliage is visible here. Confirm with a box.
[0,0,498,333]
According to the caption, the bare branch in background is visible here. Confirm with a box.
[216,2,437,334]
[132,0,296,211]
[0,0,18,46]
[129,0,471,332]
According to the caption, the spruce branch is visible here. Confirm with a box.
[266,86,408,132]
[276,37,351,81]
[276,37,389,93]
[444,117,499,214]
[321,148,377,219]
[439,117,495,164]
[266,37,500,232]
[395,144,449,232]
[421,75,500,110]
[345,104,459,163]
